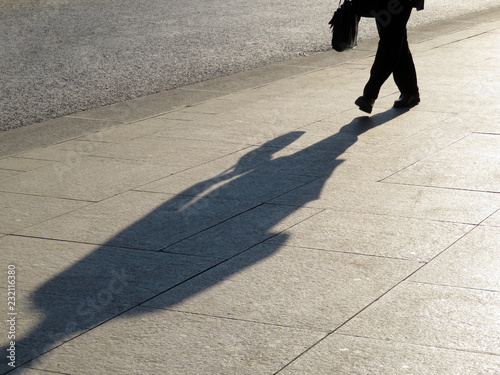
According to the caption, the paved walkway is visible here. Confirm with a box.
[1,8,500,375]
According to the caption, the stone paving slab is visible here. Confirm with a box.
[74,120,175,144]
[1,236,219,369]
[1,8,500,375]
[0,158,53,172]
[1,236,218,298]
[483,209,500,226]
[134,145,278,196]
[0,117,122,158]
[0,157,172,201]
[278,334,500,374]
[74,136,249,167]
[14,135,250,168]
[164,204,322,259]
[384,133,500,192]
[141,168,317,204]
[436,112,500,134]
[0,170,21,180]
[271,178,500,224]
[336,282,500,354]
[267,210,473,262]
[16,191,260,250]
[145,243,421,331]
[409,226,500,291]
[68,88,224,123]
[0,191,90,234]
[25,307,326,375]
[0,292,127,370]
[8,369,66,375]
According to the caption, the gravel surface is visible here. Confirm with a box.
[1,0,499,131]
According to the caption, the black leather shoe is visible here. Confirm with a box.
[355,96,375,114]
[393,93,420,108]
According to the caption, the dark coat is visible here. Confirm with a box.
[357,0,424,18]
[413,0,424,10]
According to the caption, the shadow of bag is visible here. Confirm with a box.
[328,0,361,52]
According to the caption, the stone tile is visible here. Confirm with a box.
[136,145,265,195]
[183,63,315,93]
[10,141,103,162]
[0,236,218,297]
[18,135,248,167]
[0,236,217,368]
[0,292,130,369]
[0,158,53,172]
[138,169,316,205]
[455,67,500,99]
[208,93,348,131]
[0,157,172,201]
[18,191,257,250]
[79,136,248,167]
[418,91,499,114]
[436,112,500,134]
[360,121,471,163]
[416,70,479,95]
[0,192,89,234]
[165,204,321,259]
[146,244,420,330]
[131,157,231,194]
[337,282,500,354]
[410,26,499,53]
[270,210,473,262]
[311,153,405,182]
[71,88,222,122]
[410,226,500,291]
[139,129,361,198]
[384,133,500,192]
[0,169,20,179]
[483,209,500,227]
[26,307,324,375]
[282,45,376,68]
[8,368,67,375]
[75,120,172,143]
[301,109,453,144]
[8,368,68,375]
[141,116,285,145]
[271,179,500,224]
[0,116,122,158]
[178,97,253,115]
[445,30,500,52]
[259,125,470,179]
[279,334,500,375]
[158,90,344,142]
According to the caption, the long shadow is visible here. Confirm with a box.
[2,109,408,373]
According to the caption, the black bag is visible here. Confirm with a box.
[328,0,361,52]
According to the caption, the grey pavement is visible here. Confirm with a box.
[1,8,500,374]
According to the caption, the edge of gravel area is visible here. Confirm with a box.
[1,6,499,158]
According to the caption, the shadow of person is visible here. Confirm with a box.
[1,108,409,373]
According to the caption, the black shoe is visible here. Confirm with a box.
[393,93,420,108]
[355,96,375,114]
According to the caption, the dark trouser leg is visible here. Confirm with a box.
[363,3,415,99]
[392,32,419,95]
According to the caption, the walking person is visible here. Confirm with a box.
[355,0,425,114]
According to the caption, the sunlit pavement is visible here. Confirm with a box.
[1,8,500,375]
